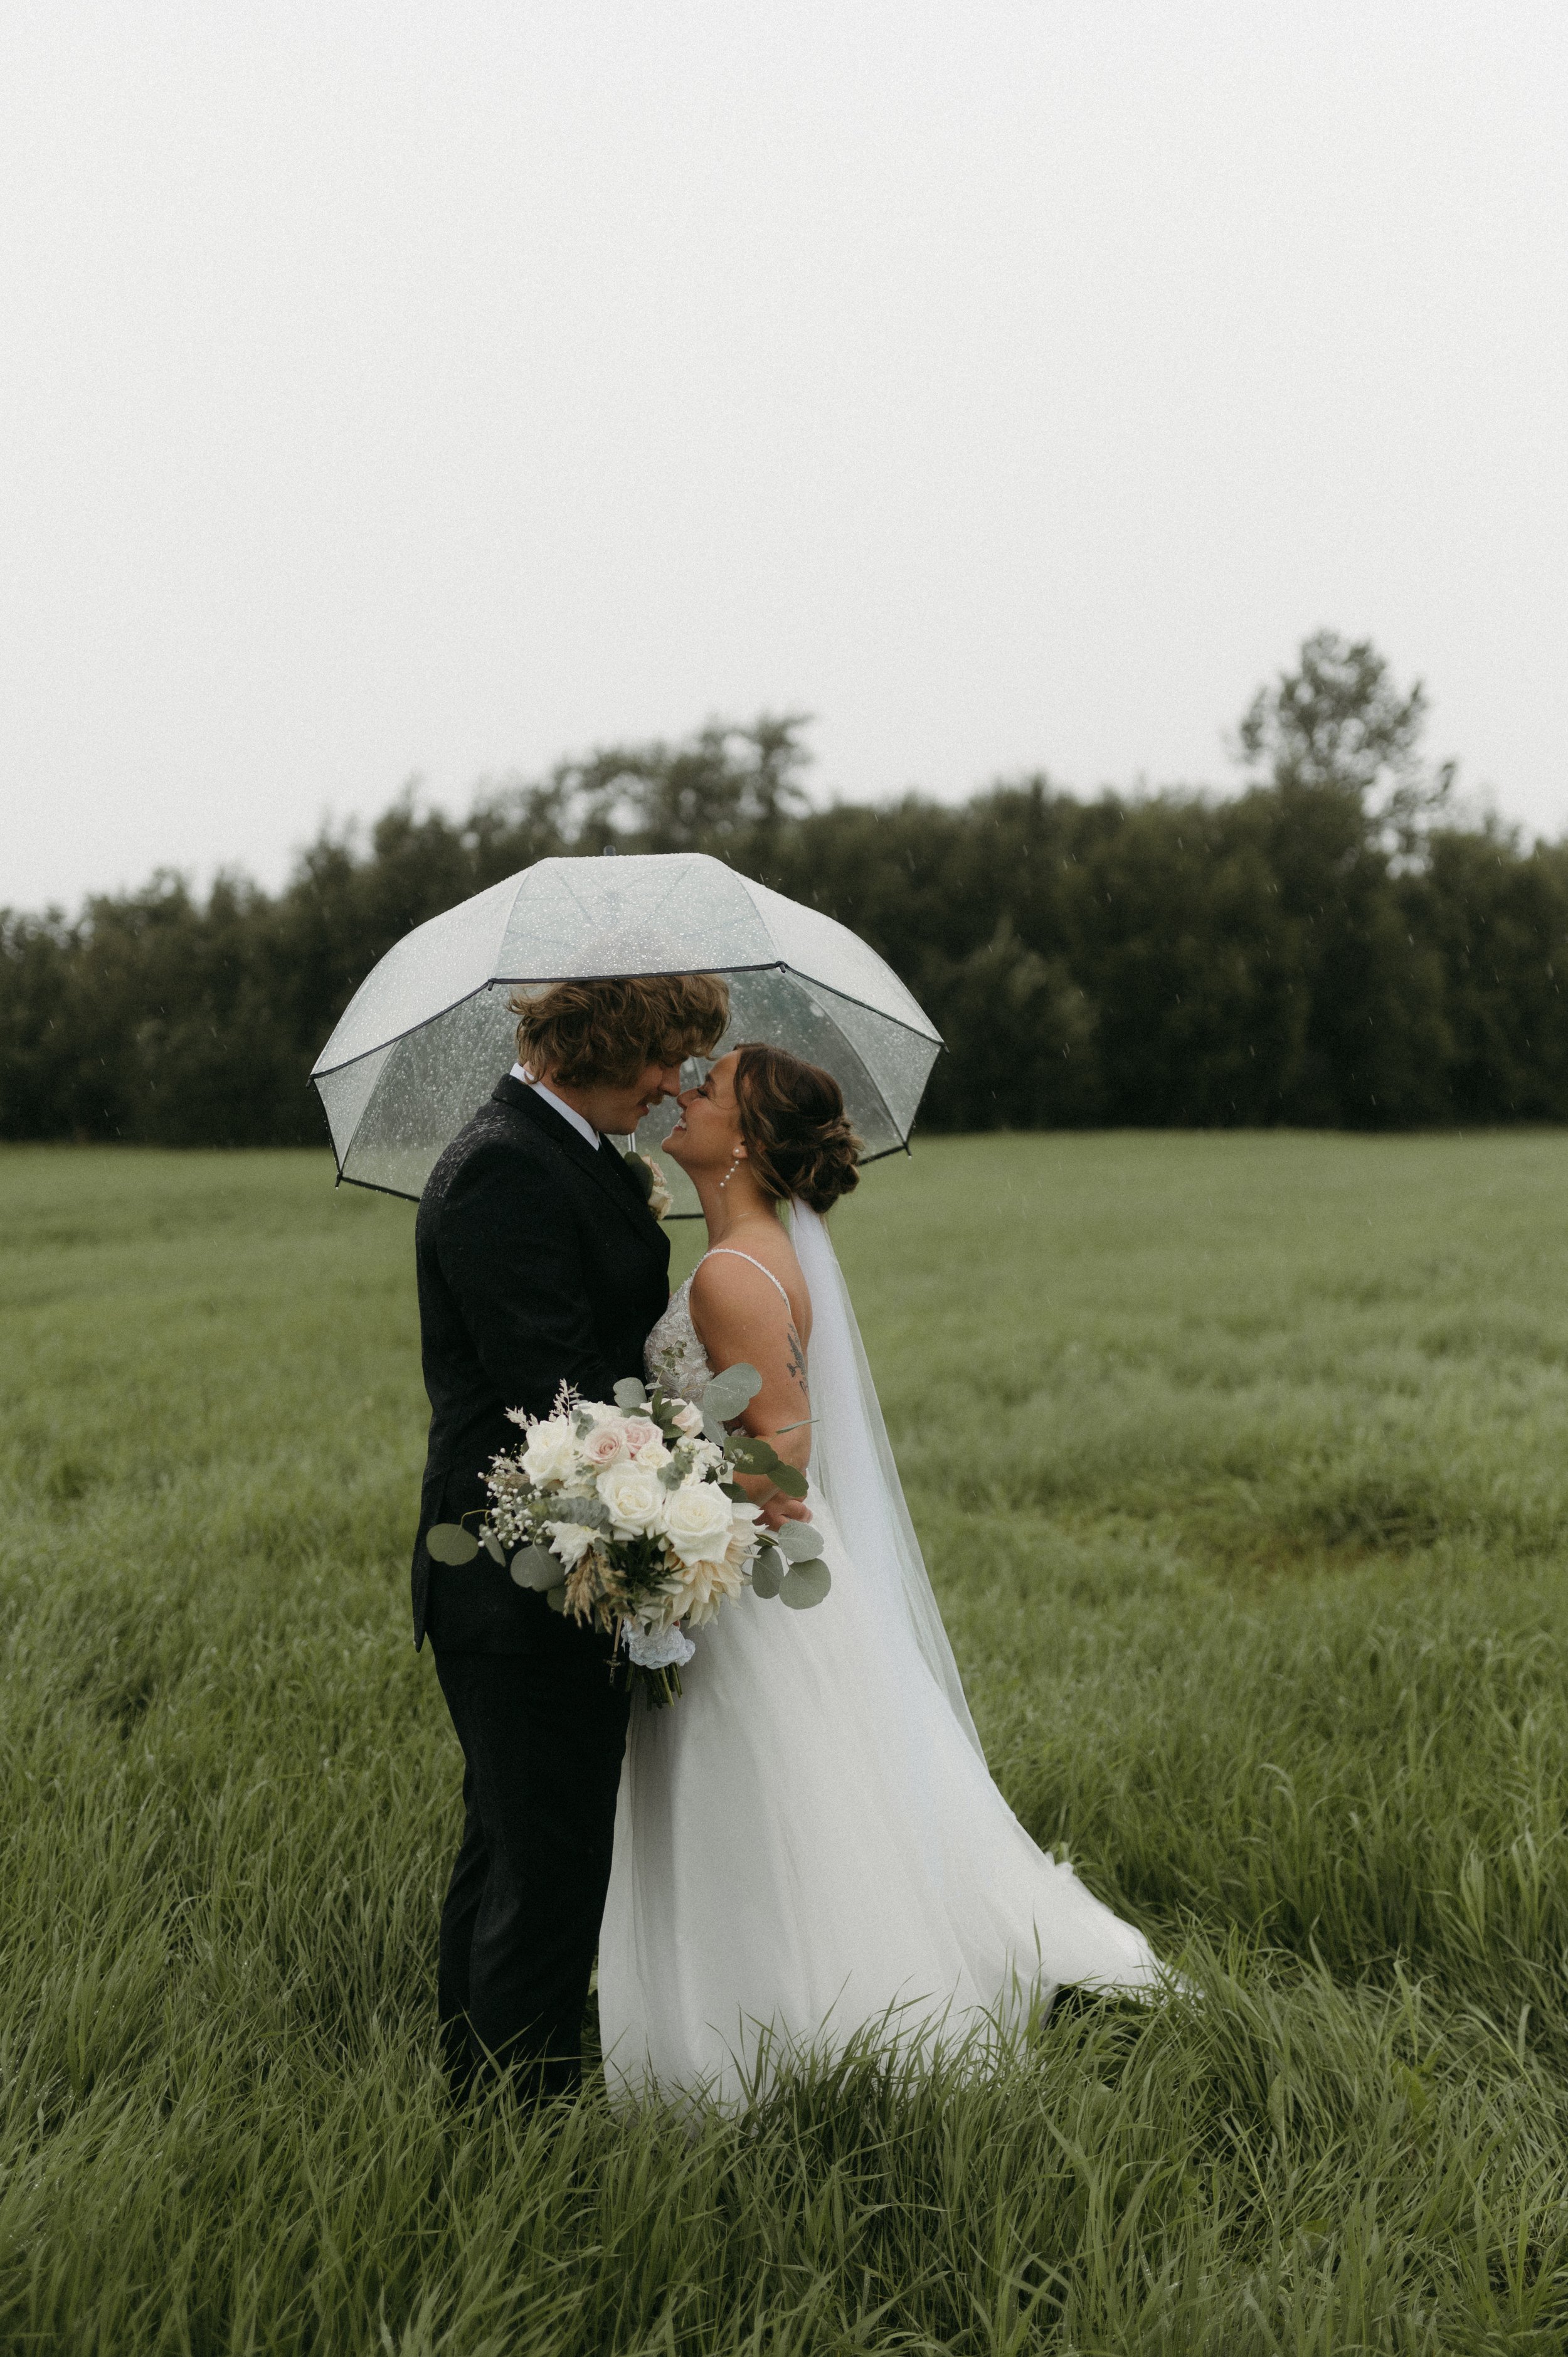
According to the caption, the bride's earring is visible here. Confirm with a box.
[719,1144,746,1189]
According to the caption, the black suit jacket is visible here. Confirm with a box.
[410,1076,670,1651]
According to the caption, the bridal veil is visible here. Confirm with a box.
[788,1198,984,1762]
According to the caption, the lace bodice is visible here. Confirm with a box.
[644,1249,795,1404]
[644,1276,712,1405]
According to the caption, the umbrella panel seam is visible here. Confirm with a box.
[314,962,941,1078]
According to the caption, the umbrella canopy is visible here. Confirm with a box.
[310,851,943,1210]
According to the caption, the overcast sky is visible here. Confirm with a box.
[3,1,1564,912]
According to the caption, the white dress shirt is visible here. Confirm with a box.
[511,1063,601,1152]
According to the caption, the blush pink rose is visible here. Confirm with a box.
[580,1422,627,1468]
[622,1418,660,1453]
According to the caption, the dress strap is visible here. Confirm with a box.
[698,1248,793,1314]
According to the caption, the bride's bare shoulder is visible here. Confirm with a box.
[691,1228,809,1333]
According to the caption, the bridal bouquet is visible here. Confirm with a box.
[425,1365,830,1705]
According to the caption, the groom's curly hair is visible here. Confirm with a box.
[509,973,729,1088]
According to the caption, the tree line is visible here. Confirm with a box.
[4,633,1565,1146]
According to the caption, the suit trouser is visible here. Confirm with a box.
[432,1607,630,2100]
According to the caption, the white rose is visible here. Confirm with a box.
[726,1499,763,1566]
[633,1437,670,1469]
[660,1481,737,1567]
[669,1401,705,1437]
[521,1419,580,1489]
[543,1519,598,1569]
[597,1460,668,1538]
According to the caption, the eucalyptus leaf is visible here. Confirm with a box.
[751,1546,783,1600]
[725,1435,783,1477]
[613,1376,649,1412]
[554,1494,610,1532]
[701,1412,728,1447]
[511,1545,561,1592]
[780,1558,831,1609]
[482,1531,506,1565]
[719,1481,748,1503]
[700,1362,763,1423]
[773,1519,822,1562]
[726,1435,808,1499]
[544,1585,568,1615]
[425,1523,479,1565]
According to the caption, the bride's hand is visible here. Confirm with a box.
[727,1466,812,1531]
[758,1494,812,1533]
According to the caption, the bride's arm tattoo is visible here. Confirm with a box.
[786,1325,810,1401]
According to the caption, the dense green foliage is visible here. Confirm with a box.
[7,1131,1568,2349]
[5,634,1567,1146]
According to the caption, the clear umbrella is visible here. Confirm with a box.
[310,851,943,1212]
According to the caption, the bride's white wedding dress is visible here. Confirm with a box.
[596,1203,1167,2104]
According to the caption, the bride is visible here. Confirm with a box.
[596,1043,1169,2103]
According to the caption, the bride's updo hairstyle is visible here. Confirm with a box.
[733,1043,862,1213]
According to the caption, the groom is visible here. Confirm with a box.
[412,971,729,2099]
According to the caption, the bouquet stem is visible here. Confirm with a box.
[610,1655,684,1708]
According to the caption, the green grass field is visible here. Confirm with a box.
[6,1131,1568,2353]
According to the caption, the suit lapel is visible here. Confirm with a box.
[493,1077,667,1252]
